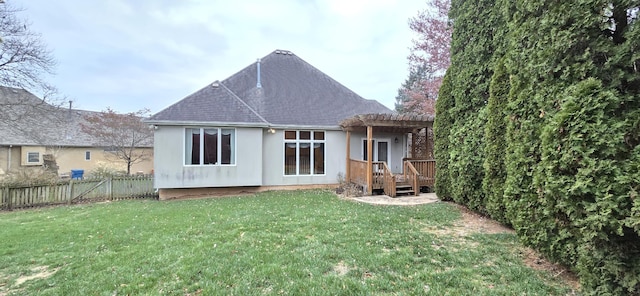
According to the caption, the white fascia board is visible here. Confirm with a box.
[266,124,342,131]
[144,120,343,131]
[144,120,270,128]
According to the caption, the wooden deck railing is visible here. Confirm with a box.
[372,161,385,190]
[406,159,436,187]
[348,159,367,187]
[348,160,386,191]
[381,162,396,197]
[348,158,436,196]
[403,161,420,196]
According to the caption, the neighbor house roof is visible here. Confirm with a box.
[0,86,151,148]
[147,49,392,128]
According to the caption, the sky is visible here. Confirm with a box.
[13,0,426,114]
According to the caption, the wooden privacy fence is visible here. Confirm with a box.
[0,176,157,210]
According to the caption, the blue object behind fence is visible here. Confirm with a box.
[71,169,84,180]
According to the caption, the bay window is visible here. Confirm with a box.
[185,128,235,165]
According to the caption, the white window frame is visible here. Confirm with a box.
[361,138,391,163]
[284,130,326,176]
[26,152,40,164]
[184,127,236,166]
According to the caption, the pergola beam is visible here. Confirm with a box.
[339,113,434,132]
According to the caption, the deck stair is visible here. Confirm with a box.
[394,182,415,196]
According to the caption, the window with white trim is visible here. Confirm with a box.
[185,128,235,165]
[27,152,40,163]
[284,130,325,175]
[85,151,91,161]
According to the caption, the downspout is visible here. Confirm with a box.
[7,144,12,172]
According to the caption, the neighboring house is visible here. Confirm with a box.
[0,86,154,177]
[146,49,434,200]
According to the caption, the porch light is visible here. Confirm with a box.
[267,128,276,134]
[394,137,399,143]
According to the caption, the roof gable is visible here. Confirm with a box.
[148,82,267,124]
[149,50,392,127]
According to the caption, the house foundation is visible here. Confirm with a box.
[158,184,339,200]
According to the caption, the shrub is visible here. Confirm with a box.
[0,167,59,187]
[87,161,127,178]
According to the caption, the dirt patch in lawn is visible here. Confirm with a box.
[521,248,580,292]
[331,261,351,276]
[424,203,580,292]
[14,266,59,286]
[0,265,60,296]
[344,193,580,291]
[454,204,515,235]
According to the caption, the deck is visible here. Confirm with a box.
[347,159,435,197]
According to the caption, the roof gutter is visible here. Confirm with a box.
[142,120,344,131]
[143,120,270,128]
[266,124,343,131]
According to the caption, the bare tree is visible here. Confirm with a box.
[0,2,59,122]
[81,108,153,175]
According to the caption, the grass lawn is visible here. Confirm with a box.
[0,190,575,295]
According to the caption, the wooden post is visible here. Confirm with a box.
[427,126,434,159]
[2,186,10,210]
[108,177,113,201]
[345,130,351,182]
[366,125,373,195]
[67,180,74,205]
[411,129,417,159]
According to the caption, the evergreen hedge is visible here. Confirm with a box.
[482,59,509,224]
[434,0,640,293]
[434,71,453,200]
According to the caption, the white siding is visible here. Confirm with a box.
[153,126,262,188]
[348,131,406,174]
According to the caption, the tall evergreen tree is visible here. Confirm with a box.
[503,0,640,293]
[482,58,509,224]
[437,0,505,212]
[433,71,453,200]
[437,0,639,292]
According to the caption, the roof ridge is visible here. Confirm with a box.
[218,82,270,125]
[220,50,278,85]
[286,52,385,107]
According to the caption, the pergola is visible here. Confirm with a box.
[339,113,435,195]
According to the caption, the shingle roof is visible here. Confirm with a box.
[146,81,268,124]
[0,86,150,147]
[148,50,392,127]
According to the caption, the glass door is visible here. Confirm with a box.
[362,139,389,162]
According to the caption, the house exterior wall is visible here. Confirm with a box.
[0,145,153,176]
[53,147,154,176]
[348,131,407,174]
[151,127,408,193]
[0,146,21,174]
[20,146,46,166]
[262,129,345,186]
[153,125,262,189]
